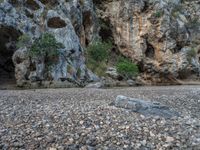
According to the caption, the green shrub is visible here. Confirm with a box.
[86,41,112,76]
[28,33,65,71]
[171,4,183,17]
[86,58,107,77]
[116,57,139,79]
[187,17,200,30]
[187,48,197,62]
[152,10,163,18]
[17,34,31,49]
[76,67,82,78]
[29,33,64,60]
[86,41,112,62]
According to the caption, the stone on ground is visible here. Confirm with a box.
[114,95,179,118]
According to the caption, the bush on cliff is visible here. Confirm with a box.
[186,48,197,63]
[86,41,111,62]
[29,33,64,59]
[17,34,31,49]
[17,33,64,70]
[86,41,112,76]
[116,57,139,79]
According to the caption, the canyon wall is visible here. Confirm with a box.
[1,0,200,87]
[96,0,200,84]
[0,0,99,87]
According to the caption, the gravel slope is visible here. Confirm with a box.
[0,86,200,149]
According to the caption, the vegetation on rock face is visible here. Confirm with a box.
[152,10,164,18]
[17,34,31,49]
[85,40,139,79]
[186,48,197,62]
[17,33,65,70]
[86,40,111,62]
[116,57,139,79]
[187,17,200,30]
[86,40,112,76]
[29,33,64,59]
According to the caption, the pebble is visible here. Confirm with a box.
[0,86,200,149]
[166,136,175,142]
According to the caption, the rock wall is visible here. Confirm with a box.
[1,0,200,87]
[96,0,200,84]
[0,0,99,87]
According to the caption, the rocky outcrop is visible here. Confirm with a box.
[96,0,200,84]
[0,0,98,87]
[114,95,179,118]
[1,0,200,87]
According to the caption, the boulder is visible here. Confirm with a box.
[126,79,136,86]
[106,67,120,80]
[85,82,103,88]
[114,95,179,118]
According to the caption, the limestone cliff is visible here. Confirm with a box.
[0,0,98,87]
[1,0,200,87]
[96,0,200,84]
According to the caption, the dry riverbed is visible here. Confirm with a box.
[0,86,200,149]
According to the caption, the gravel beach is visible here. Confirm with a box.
[0,86,200,149]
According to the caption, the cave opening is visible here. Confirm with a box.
[0,25,21,86]
[99,18,113,42]
[145,41,155,59]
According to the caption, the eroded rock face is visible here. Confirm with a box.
[1,0,200,87]
[0,0,98,87]
[96,0,200,84]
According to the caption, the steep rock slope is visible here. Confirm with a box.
[1,0,200,87]
[96,0,200,84]
[0,0,98,87]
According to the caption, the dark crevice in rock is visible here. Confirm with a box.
[70,6,82,38]
[141,1,149,12]
[173,42,183,53]
[145,40,155,58]
[47,17,67,28]
[85,38,89,46]
[25,0,40,10]
[138,61,145,72]
[0,25,22,85]
[8,0,20,6]
[30,62,36,72]
[25,9,34,19]
[83,11,93,46]
[15,57,23,64]
[178,69,191,79]
[39,0,58,7]
[83,11,92,27]
[99,18,113,42]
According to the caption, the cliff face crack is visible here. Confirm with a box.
[47,17,67,28]
[25,0,40,10]
[39,0,58,6]
[0,25,21,85]
[145,40,155,59]
[83,11,93,46]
